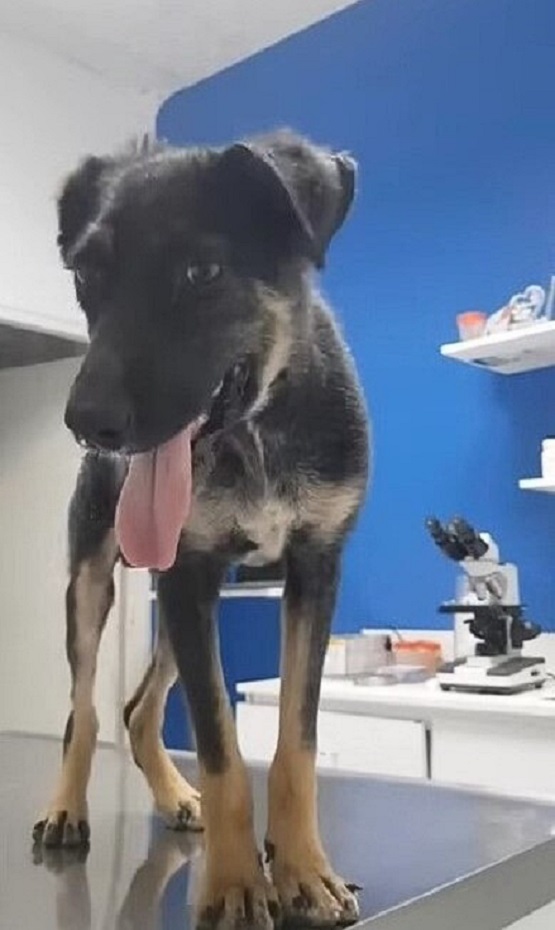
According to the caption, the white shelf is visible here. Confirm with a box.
[519,478,555,494]
[441,320,555,374]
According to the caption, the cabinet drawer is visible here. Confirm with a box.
[317,711,426,778]
[237,704,279,763]
[237,703,426,779]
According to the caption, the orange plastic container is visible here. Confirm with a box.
[393,640,443,672]
[457,311,487,341]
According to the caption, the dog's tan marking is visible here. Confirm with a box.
[302,479,365,536]
[197,706,277,929]
[185,479,362,569]
[251,285,294,416]
[267,602,359,926]
[37,533,117,844]
[126,628,202,831]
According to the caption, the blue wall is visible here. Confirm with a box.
[158,0,555,633]
[162,596,281,750]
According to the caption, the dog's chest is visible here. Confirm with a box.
[185,491,294,565]
[235,500,293,565]
[184,425,296,564]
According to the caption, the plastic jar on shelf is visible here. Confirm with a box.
[457,311,487,341]
[541,438,555,480]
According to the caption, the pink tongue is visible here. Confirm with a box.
[115,425,194,571]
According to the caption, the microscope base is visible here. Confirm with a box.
[437,656,547,695]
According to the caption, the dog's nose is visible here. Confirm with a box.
[64,397,132,451]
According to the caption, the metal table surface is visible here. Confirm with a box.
[1,733,555,930]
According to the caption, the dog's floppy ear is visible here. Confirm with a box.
[57,156,110,265]
[219,134,357,268]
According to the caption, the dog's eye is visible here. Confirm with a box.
[186,263,222,286]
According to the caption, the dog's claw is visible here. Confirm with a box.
[44,816,65,847]
[273,864,360,927]
[198,888,276,930]
[197,864,278,930]
[77,820,91,844]
[175,802,194,829]
[61,821,81,848]
[32,820,46,844]
[32,811,90,849]
[159,793,203,832]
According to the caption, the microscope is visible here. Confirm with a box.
[426,516,547,694]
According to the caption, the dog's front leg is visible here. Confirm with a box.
[267,535,360,927]
[34,453,122,849]
[158,550,277,930]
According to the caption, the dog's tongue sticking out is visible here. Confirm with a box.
[115,426,194,571]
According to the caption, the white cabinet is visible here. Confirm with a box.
[432,717,555,800]
[238,678,555,799]
[237,703,427,779]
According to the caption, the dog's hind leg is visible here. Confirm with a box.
[266,534,360,927]
[33,453,123,848]
[124,612,202,831]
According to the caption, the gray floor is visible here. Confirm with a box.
[2,733,555,929]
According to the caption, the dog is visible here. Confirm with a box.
[32,130,370,930]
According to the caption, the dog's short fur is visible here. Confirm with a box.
[33,131,369,930]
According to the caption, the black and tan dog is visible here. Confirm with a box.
[33,131,369,929]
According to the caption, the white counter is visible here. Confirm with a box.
[237,677,555,801]
[238,676,555,722]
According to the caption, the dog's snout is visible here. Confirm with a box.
[65,395,132,451]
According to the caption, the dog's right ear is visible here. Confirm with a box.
[216,134,356,269]
[216,143,320,265]
[57,156,110,265]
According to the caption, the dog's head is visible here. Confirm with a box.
[61,130,356,455]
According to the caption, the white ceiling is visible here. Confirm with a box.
[0,0,359,99]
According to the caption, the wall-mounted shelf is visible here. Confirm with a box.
[441,320,555,374]
[519,478,555,494]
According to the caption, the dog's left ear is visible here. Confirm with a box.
[219,136,357,269]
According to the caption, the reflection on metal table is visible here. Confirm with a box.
[1,733,555,929]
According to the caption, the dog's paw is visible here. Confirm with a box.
[135,748,204,832]
[269,845,359,928]
[33,809,90,849]
[197,863,279,930]
[156,778,203,832]
[161,794,203,832]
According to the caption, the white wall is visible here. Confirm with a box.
[0,32,156,339]
[0,359,151,741]
[0,34,155,739]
